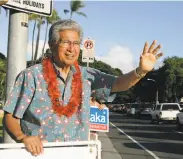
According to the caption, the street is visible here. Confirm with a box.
[107,111,183,159]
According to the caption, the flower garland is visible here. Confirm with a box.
[42,57,82,117]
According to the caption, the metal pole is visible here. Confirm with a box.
[3,9,28,143]
[147,78,159,105]
[156,85,159,105]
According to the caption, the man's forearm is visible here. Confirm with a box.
[4,113,26,141]
[111,68,146,92]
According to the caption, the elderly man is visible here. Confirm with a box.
[3,19,163,156]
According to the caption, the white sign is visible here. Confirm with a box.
[3,0,52,16]
[0,141,101,159]
[82,39,95,63]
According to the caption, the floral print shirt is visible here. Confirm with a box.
[3,64,116,142]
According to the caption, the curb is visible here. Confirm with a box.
[98,132,122,159]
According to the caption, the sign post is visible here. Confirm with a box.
[82,39,95,67]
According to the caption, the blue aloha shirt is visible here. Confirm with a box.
[3,63,116,142]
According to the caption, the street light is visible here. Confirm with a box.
[147,78,159,105]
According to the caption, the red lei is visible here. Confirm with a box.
[42,58,82,117]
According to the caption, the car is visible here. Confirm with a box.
[136,103,154,119]
[150,103,181,124]
[111,105,119,112]
[127,103,139,117]
[179,103,183,110]
[116,104,126,113]
[176,108,183,130]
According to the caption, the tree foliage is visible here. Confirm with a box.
[0,54,6,100]
[64,0,87,19]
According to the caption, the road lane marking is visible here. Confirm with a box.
[110,122,160,159]
[173,130,183,134]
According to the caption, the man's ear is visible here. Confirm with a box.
[48,41,52,49]
[49,41,57,55]
[48,42,54,52]
[0,0,8,6]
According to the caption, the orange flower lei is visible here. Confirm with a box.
[42,58,82,117]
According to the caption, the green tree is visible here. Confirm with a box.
[64,0,87,19]
[0,59,6,100]
[34,16,44,64]
[29,14,45,65]
[42,9,60,59]
[28,14,39,65]
[161,57,183,102]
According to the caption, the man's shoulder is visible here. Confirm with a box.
[80,66,99,73]
[22,63,43,75]
[79,66,102,80]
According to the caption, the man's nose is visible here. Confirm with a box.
[67,43,75,51]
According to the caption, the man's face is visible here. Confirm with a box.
[52,30,80,66]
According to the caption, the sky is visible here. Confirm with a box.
[0,1,183,73]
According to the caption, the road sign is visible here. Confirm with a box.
[82,39,95,63]
[90,106,109,132]
[3,0,52,16]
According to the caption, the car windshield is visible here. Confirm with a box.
[162,104,179,110]
[180,104,183,109]
[131,104,138,108]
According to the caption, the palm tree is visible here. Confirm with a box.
[28,14,44,64]
[42,9,60,59]
[33,16,44,64]
[28,14,39,65]
[64,0,87,19]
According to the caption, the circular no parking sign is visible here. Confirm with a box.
[84,40,93,49]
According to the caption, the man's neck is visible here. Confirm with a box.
[54,63,70,81]
[59,66,70,80]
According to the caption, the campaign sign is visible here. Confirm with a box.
[90,106,109,132]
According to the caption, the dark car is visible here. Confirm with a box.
[136,103,153,119]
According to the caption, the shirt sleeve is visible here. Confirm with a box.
[86,67,117,103]
[3,70,35,119]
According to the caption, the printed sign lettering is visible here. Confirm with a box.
[90,106,109,132]
[3,0,52,16]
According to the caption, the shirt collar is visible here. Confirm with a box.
[52,61,77,77]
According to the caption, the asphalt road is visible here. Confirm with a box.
[107,111,183,159]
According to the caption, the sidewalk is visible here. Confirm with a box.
[98,132,122,159]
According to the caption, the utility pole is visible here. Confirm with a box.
[155,86,159,105]
[3,9,28,143]
[147,78,159,105]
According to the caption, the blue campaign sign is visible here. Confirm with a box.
[90,106,109,132]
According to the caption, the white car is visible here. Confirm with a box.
[176,109,183,130]
[150,103,181,124]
